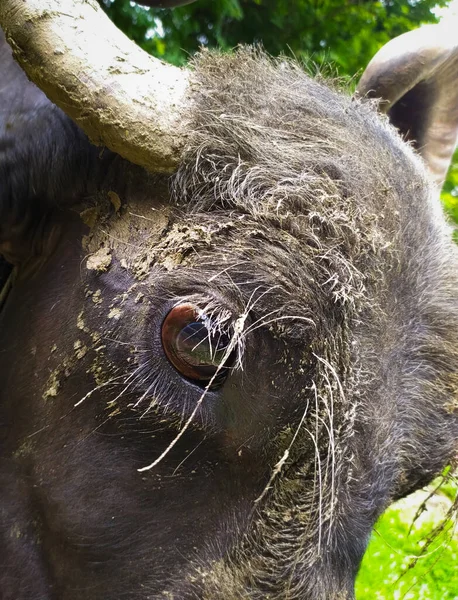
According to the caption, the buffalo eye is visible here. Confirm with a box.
[161,303,234,389]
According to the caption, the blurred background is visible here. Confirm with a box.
[99,1,458,597]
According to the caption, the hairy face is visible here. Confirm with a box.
[0,196,372,599]
[1,49,458,600]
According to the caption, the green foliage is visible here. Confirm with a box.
[100,0,446,72]
[356,480,458,599]
[441,148,458,233]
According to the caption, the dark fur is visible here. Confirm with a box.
[0,29,457,600]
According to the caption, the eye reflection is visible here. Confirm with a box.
[161,303,234,388]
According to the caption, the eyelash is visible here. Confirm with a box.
[121,295,239,427]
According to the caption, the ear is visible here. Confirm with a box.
[357,21,458,188]
[0,28,106,265]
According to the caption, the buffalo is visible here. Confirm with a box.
[0,1,457,598]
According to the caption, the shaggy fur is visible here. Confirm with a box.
[162,49,458,598]
[0,33,457,600]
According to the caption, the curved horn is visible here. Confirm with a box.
[357,21,458,188]
[0,0,190,173]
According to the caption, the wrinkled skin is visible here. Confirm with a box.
[1,26,458,600]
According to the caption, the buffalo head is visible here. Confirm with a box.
[0,2,457,598]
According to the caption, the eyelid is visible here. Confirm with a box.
[161,303,234,388]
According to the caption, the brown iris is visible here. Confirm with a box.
[161,303,233,387]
